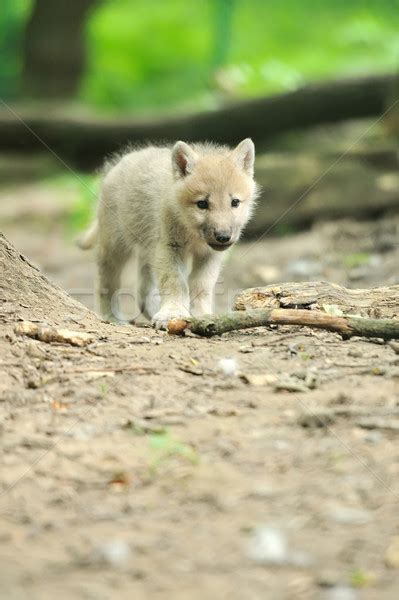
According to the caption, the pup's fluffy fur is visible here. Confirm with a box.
[79,139,259,328]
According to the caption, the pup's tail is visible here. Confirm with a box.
[76,220,98,250]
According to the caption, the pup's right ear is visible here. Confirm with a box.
[172,141,198,178]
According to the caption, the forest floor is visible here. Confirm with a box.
[1,177,399,600]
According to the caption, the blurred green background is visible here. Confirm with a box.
[2,0,399,114]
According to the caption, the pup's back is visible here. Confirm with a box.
[99,146,173,249]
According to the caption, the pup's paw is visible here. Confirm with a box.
[151,307,190,331]
[102,314,129,326]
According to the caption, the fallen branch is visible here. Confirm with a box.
[63,365,157,374]
[167,308,399,340]
[1,73,395,168]
[245,155,399,237]
[234,281,399,318]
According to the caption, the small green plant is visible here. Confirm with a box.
[342,253,371,269]
[148,431,199,474]
[99,382,108,396]
[350,568,374,588]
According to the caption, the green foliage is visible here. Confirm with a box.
[81,0,399,113]
[1,0,399,112]
[82,0,214,113]
[0,0,32,98]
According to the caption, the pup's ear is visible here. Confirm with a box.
[172,141,198,178]
[232,138,255,176]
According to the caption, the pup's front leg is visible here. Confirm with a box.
[152,242,190,329]
[189,252,223,317]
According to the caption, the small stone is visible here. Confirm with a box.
[25,341,47,359]
[91,539,131,568]
[26,377,41,389]
[65,423,97,441]
[385,536,399,568]
[218,358,237,376]
[327,505,372,525]
[247,526,288,565]
[348,348,362,358]
[249,485,277,499]
[240,373,277,386]
[316,569,341,588]
[332,392,352,405]
[273,440,290,451]
[247,525,312,567]
[364,430,382,444]
[178,364,203,376]
[324,586,357,600]
[239,345,254,353]
[298,410,336,428]
[274,376,309,393]
[305,369,318,389]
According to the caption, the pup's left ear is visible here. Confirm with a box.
[232,138,255,176]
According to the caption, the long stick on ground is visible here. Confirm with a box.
[167,308,399,339]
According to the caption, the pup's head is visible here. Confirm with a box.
[172,139,258,251]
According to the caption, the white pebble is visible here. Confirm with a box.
[247,526,288,565]
[218,357,238,376]
[93,539,131,568]
[324,586,357,600]
[327,505,372,525]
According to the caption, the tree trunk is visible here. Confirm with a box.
[1,73,396,166]
[0,232,94,325]
[234,281,399,319]
[22,0,98,99]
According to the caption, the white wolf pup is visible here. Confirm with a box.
[79,139,258,329]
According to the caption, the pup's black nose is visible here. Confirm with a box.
[215,232,231,244]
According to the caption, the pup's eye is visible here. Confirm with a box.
[231,198,240,208]
[197,199,209,210]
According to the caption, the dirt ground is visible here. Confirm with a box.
[1,178,399,600]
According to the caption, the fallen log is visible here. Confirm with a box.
[234,281,399,318]
[167,308,399,339]
[246,155,399,236]
[0,73,396,168]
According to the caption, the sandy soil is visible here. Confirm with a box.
[1,182,399,600]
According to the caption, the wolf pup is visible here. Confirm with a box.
[78,139,258,329]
